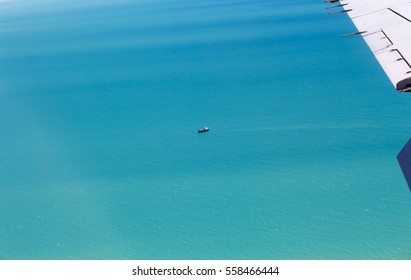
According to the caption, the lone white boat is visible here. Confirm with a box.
[198,127,209,133]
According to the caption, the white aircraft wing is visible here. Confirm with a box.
[327,0,411,92]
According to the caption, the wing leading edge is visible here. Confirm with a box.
[327,0,411,92]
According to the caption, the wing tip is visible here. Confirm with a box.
[396,78,411,92]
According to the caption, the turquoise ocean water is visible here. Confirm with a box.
[1,0,411,259]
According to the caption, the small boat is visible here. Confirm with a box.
[198,127,209,133]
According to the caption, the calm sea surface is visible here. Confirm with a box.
[1,0,411,259]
